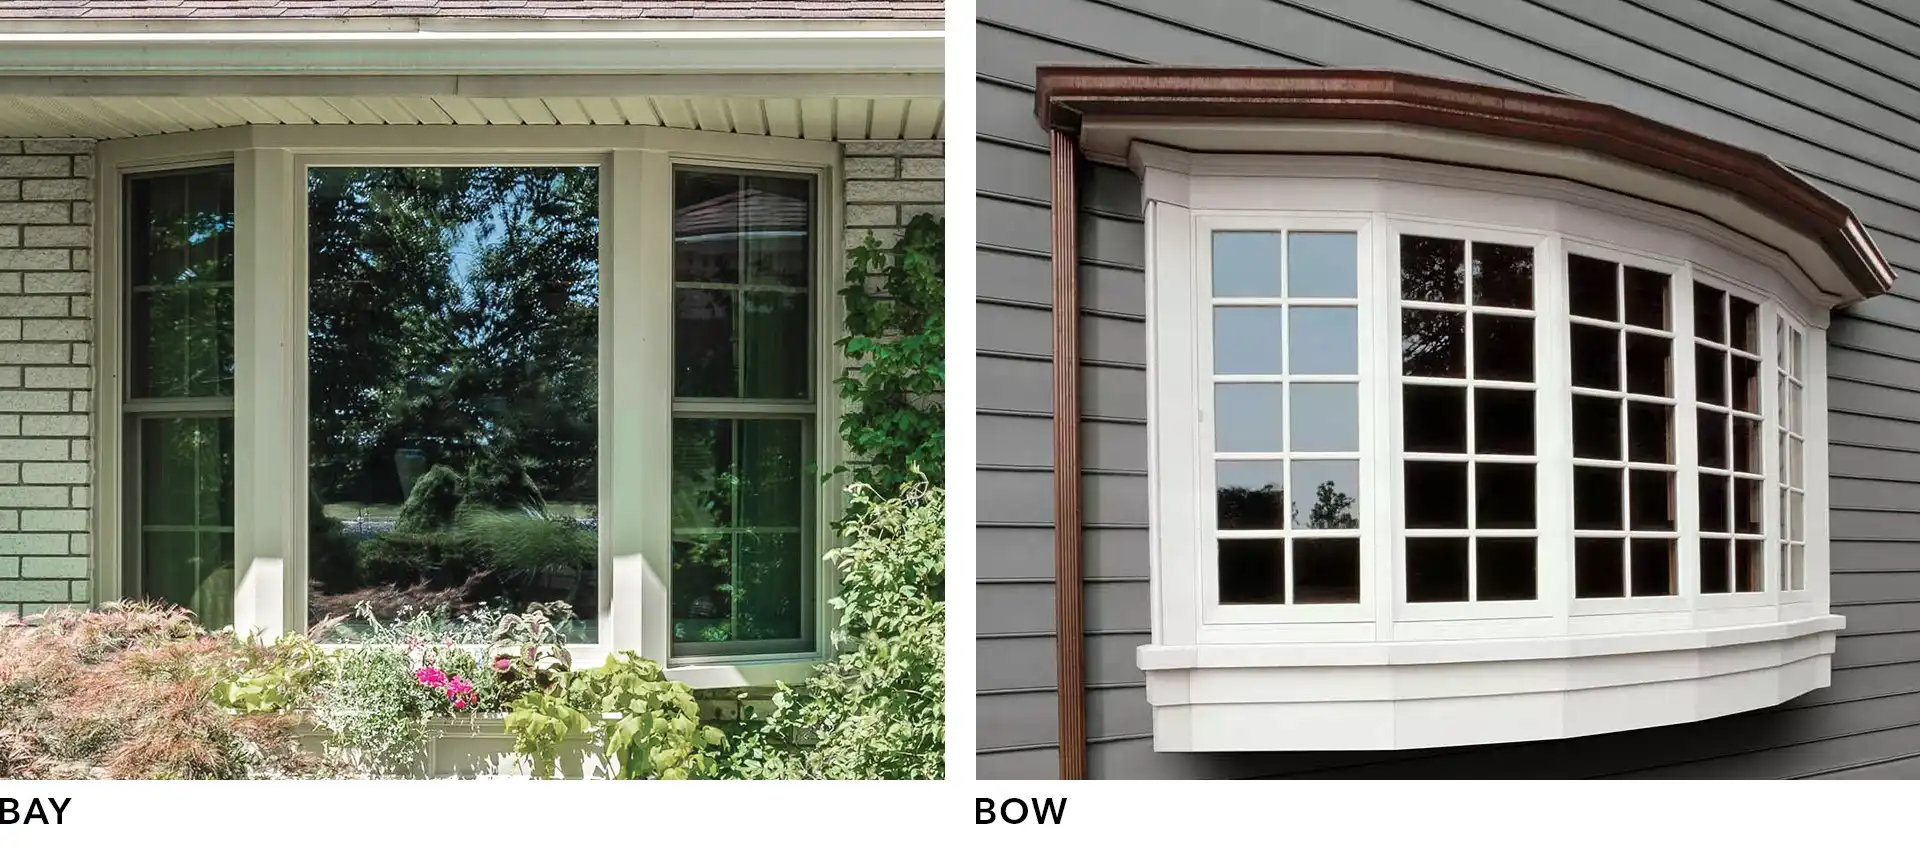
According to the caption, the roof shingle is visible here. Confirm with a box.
[0,0,942,20]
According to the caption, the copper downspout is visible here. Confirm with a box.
[1049,128,1087,781]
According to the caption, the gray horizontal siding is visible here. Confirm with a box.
[977,0,1920,778]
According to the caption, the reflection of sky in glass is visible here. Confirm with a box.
[1288,307,1358,374]
[1212,232,1282,297]
[1292,459,1360,528]
[1289,383,1358,452]
[1213,307,1284,374]
[1217,460,1285,492]
[1215,384,1284,453]
[1288,232,1356,298]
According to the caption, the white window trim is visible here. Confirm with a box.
[94,124,849,689]
[1135,145,1843,751]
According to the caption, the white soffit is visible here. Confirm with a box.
[0,24,943,141]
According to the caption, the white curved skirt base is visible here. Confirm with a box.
[1140,616,1844,752]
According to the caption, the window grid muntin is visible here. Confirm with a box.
[1399,234,1540,604]
[1209,229,1362,606]
[1694,282,1767,594]
[1568,255,1685,599]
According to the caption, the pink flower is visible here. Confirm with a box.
[415,667,448,688]
[452,698,469,710]
[493,658,513,671]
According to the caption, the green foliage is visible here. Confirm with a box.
[835,213,945,497]
[724,480,944,779]
[309,487,364,592]
[459,511,596,588]
[506,651,723,780]
[356,530,480,588]
[393,465,464,533]
[462,448,548,513]
[311,642,440,776]
[215,630,332,715]
[485,601,575,692]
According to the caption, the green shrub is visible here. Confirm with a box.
[724,480,944,779]
[459,510,595,588]
[356,530,481,588]
[309,486,363,592]
[835,212,944,498]
[506,651,723,780]
[462,448,547,513]
[393,464,464,533]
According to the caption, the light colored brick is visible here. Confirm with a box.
[0,228,16,249]
[0,157,71,178]
[71,390,90,414]
[20,509,84,532]
[21,140,90,155]
[0,342,66,363]
[900,158,943,179]
[841,140,942,156]
[0,415,15,436]
[70,342,89,365]
[20,179,87,201]
[20,414,84,436]
[0,203,68,225]
[0,142,19,156]
[900,204,943,223]
[20,555,86,578]
[71,249,89,271]
[69,534,87,556]
[23,226,87,248]
[0,439,67,461]
[0,579,72,601]
[0,367,16,388]
[0,271,17,291]
[0,179,17,202]
[0,513,14,533]
[0,536,66,557]
[70,201,91,225]
[0,463,15,485]
[0,556,16,578]
[69,295,90,318]
[845,157,898,178]
[845,179,943,203]
[0,390,68,411]
[24,366,87,388]
[22,272,86,294]
[0,249,71,271]
[22,461,84,484]
[72,156,92,178]
[0,295,67,317]
[69,439,87,462]
[69,485,87,508]
[21,319,86,340]
[846,204,898,226]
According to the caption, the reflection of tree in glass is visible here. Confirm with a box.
[1305,481,1358,530]
[1400,236,1465,378]
[1217,485,1284,529]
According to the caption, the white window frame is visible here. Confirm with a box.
[94,125,848,688]
[1142,149,1835,649]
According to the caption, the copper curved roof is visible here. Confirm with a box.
[1035,65,1893,301]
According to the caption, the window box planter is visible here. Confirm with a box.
[289,714,610,779]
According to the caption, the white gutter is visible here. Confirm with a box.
[0,28,944,76]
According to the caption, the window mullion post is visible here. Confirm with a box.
[1673,263,1701,615]
[232,144,293,638]
[1759,301,1779,602]
[1536,234,1571,629]
[1371,212,1394,640]
[94,150,126,605]
[1804,322,1831,614]
[609,148,672,662]
[1143,169,1196,649]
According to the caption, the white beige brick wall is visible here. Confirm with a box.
[0,139,94,616]
[843,140,944,252]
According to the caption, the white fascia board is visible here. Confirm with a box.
[0,28,944,76]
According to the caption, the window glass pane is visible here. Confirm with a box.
[1700,539,1731,594]
[1405,385,1468,454]
[1218,461,1286,531]
[1289,383,1357,453]
[1694,284,1726,342]
[1473,314,1533,382]
[1733,418,1759,473]
[1731,356,1759,413]
[1291,460,1359,529]
[1570,324,1619,390]
[306,166,600,640]
[1624,333,1670,397]
[1626,401,1672,464]
[1215,384,1285,453]
[1401,235,1464,304]
[1567,254,1618,321]
[1406,538,1468,602]
[1288,307,1358,375]
[137,417,235,629]
[1622,267,1669,330]
[1214,307,1285,374]
[1630,539,1676,596]
[1572,395,1621,460]
[128,168,235,399]
[1729,297,1758,354]
[674,169,814,400]
[1696,345,1727,406]
[672,418,810,651]
[1735,540,1763,593]
[1219,539,1285,605]
[1472,242,1533,309]
[1477,538,1537,601]
[1293,539,1359,604]
[1287,232,1356,298]
[1700,474,1729,533]
[1474,388,1534,456]
[1735,478,1761,535]
[1213,231,1283,298]
[1475,463,1535,529]
[1405,461,1467,528]
[1629,470,1675,531]
[1698,409,1729,469]
[1574,537,1624,598]
[1402,309,1465,378]
[1573,466,1623,530]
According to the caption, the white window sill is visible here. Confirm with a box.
[1138,614,1844,751]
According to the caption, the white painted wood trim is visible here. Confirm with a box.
[233,146,295,637]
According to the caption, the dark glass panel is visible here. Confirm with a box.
[675,288,736,397]
[1731,355,1759,413]
[1476,463,1536,529]
[1293,538,1360,604]
[1626,401,1672,464]
[1694,283,1725,342]
[1403,385,1467,454]
[1572,395,1621,460]
[1698,409,1729,470]
[1570,324,1619,390]
[1622,266,1669,330]
[1700,473,1729,533]
[1624,333,1670,397]
[1629,539,1676,597]
[1568,254,1618,321]
[1401,235,1464,304]
[1219,539,1285,605]
[1729,297,1758,354]
[1402,309,1465,378]
[1291,460,1360,530]
[1473,314,1533,382]
[1471,242,1533,309]
[1573,466,1623,530]
[1474,388,1534,456]
[1732,417,1758,473]
[1629,469,1675,531]
[1734,477,1761,535]
[1700,538,1731,594]
[1574,537,1625,598]
[1696,344,1727,406]
[1217,461,1286,531]
[1406,537,1469,603]
[1735,540,1763,593]
[1476,538,1537,601]
[1405,461,1468,529]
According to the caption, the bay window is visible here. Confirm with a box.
[100,126,840,683]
